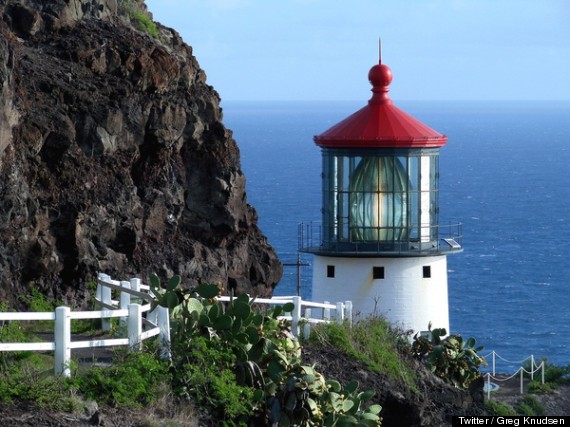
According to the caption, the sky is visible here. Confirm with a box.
[145,0,570,102]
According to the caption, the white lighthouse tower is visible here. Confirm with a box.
[300,54,462,334]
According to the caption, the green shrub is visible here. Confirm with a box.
[131,10,158,38]
[174,335,254,423]
[0,302,29,343]
[0,302,35,366]
[516,395,546,416]
[0,353,77,411]
[538,358,569,384]
[66,349,170,409]
[528,380,554,393]
[525,358,570,393]
[17,289,56,333]
[485,399,517,416]
[70,318,100,335]
[19,288,55,312]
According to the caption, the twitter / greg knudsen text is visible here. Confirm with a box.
[452,417,567,426]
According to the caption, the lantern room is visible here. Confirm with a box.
[319,148,440,253]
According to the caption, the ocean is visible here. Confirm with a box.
[221,100,570,370]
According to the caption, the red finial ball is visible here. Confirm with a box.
[368,63,393,88]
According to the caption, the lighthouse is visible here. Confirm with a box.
[299,52,462,335]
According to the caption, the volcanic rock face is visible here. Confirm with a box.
[0,0,282,305]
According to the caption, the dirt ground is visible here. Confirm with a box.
[0,402,139,427]
[0,399,201,427]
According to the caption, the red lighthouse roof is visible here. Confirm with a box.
[314,61,447,148]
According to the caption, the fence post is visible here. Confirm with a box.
[147,306,158,328]
[335,302,344,323]
[292,296,302,338]
[96,273,103,304]
[157,306,171,360]
[130,278,141,294]
[120,280,131,330]
[99,274,112,332]
[541,362,545,385]
[520,368,524,394]
[146,277,159,331]
[323,301,330,321]
[303,308,312,339]
[530,355,534,381]
[486,373,491,400]
[128,303,142,351]
[54,306,71,377]
[345,301,353,326]
[492,351,496,376]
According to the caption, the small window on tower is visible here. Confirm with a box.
[423,266,431,278]
[327,265,335,278]
[373,266,385,279]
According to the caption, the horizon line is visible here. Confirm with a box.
[220,98,570,104]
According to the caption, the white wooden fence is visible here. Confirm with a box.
[0,273,170,377]
[0,273,352,377]
[217,295,353,339]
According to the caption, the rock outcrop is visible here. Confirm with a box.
[303,344,489,427]
[0,0,282,306]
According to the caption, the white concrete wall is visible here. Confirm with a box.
[311,255,449,334]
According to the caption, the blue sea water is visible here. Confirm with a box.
[222,100,570,370]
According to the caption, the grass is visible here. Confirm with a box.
[135,381,199,427]
[485,399,517,416]
[485,395,547,417]
[3,288,102,336]
[119,0,159,38]
[526,357,570,394]
[516,395,546,416]
[19,288,55,313]
[171,336,255,422]
[0,352,200,425]
[66,346,171,409]
[308,316,418,392]
[0,353,79,411]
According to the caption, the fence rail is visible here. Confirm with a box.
[218,295,353,338]
[1,273,352,377]
[481,351,545,398]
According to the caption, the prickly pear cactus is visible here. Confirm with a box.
[152,274,382,425]
[412,324,486,389]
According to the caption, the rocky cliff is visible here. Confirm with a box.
[0,0,282,306]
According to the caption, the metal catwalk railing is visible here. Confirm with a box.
[298,221,463,255]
